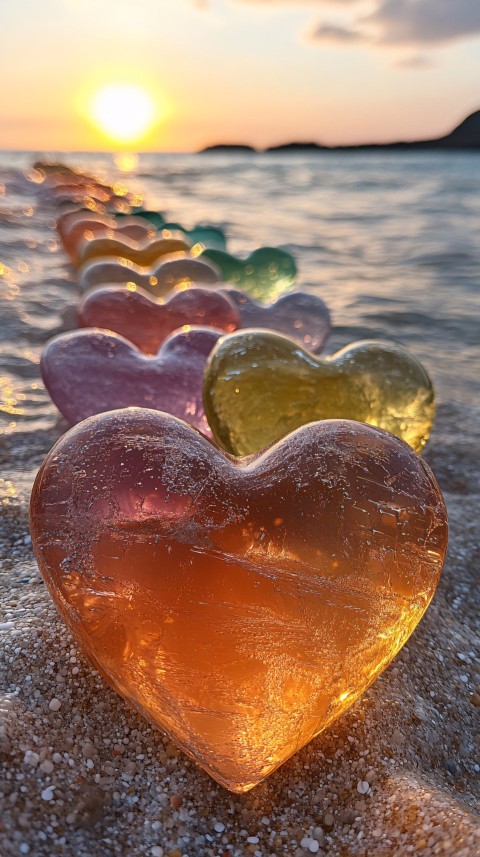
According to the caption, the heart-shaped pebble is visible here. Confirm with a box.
[41,327,220,434]
[30,409,447,792]
[128,209,166,229]
[77,235,191,268]
[116,211,226,249]
[45,183,112,205]
[220,288,331,352]
[201,247,297,301]
[59,215,156,264]
[78,286,239,354]
[57,209,113,244]
[34,160,85,177]
[161,222,226,250]
[203,332,435,455]
[78,256,222,295]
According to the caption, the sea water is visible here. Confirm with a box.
[0,150,479,453]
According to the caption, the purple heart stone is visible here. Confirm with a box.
[41,326,221,436]
[222,289,331,353]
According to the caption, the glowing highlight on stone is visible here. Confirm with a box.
[203,332,435,455]
[30,410,448,793]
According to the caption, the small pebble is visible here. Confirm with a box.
[23,750,39,767]
[41,786,55,801]
[301,837,320,854]
[340,808,357,825]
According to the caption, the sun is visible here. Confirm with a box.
[90,83,156,145]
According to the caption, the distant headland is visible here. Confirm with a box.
[200,110,480,153]
[201,144,256,153]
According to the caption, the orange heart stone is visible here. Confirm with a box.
[30,410,447,793]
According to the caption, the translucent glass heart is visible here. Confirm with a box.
[58,214,155,264]
[44,183,111,205]
[129,209,166,228]
[57,209,113,244]
[204,332,435,455]
[34,160,85,177]
[220,289,331,352]
[30,410,448,793]
[77,235,191,268]
[161,222,226,250]
[41,327,220,434]
[78,286,239,354]
[79,256,222,294]
[201,248,297,301]
[116,211,226,249]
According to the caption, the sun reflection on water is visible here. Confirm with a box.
[0,376,25,416]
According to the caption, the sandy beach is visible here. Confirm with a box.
[0,154,479,856]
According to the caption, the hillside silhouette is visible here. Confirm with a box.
[201,110,480,153]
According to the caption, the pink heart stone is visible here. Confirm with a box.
[40,327,220,435]
[78,286,240,354]
[58,214,155,264]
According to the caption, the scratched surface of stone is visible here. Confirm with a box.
[30,410,448,793]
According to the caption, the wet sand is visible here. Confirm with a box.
[0,157,479,856]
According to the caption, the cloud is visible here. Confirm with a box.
[395,53,435,68]
[367,0,480,45]
[234,0,363,4]
[311,23,365,42]
[238,0,480,51]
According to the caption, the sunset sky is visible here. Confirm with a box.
[2,0,480,151]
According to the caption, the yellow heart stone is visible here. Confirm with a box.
[203,332,435,455]
[77,235,191,268]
